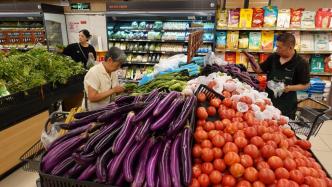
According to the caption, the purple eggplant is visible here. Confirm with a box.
[42,134,88,173]
[50,157,75,176]
[72,151,96,166]
[134,93,161,123]
[94,126,121,154]
[83,118,123,154]
[112,112,135,154]
[170,135,182,187]
[47,123,92,151]
[97,102,147,123]
[146,142,163,187]
[96,146,114,183]
[132,137,156,187]
[153,91,180,117]
[159,140,172,187]
[123,137,148,182]
[74,108,106,119]
[135,117,153,141]
[107,125,140,183]
[115,170,126,186]
[66,163,86,178]
[181,127,192,186]
[115,95,135,105]
[167,95,196,135]
[144,89,159,102]
[150,98,184,131]
[64,111,105,129]
[78,164,96,181]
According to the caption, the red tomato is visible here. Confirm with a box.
[224,123,238,135]
[223,133,234,143]
[222,118,232,126]
[210,98,221,108]
[244,144,260,159]
[233,130,245,139]
[198,173,210,187]
[222,91,232,98]
[223,142,239,153]
[236,180,251,187]
[222,174,236,186]
[224,152,240,166]
[230,163,245,178]
[298,167,311,177]
[278,116,288,126]
[240,96,253,105]
[208,130,219,140]
[223,97,232,107]
[192,144,202,158]
[284,158,297,171]
[253,181,266,187]
[197,93,207,103]
[250,136,265,148]
[197,119,206,127]
[214,120,224,130]
[282,128,295,138]
[275,148,288,160]
[257,125,268,136]
[296,140,311,150]
[295,158,308,168]
[279,140,289,149]
[212,147,223,159]
[209,170,222,185]
[275,167,290,179]
[244,127,257,139]
[264,98,272,105]
[259,168,276,185]
[256,102,266,111]
[189,178,200,187]
[201,148,214,162]
[213,158,226,172]
[240,154,254,168]
[260,145,276,159]
[276,179,291,187]
[201,162,214,174]
[204,121,215,132]
[201,139,213,148]
[194,130,208,142]
[268,156,284,170]
[212,134,225,148]
[256,161,270,170]
[266,140,278,149]
[207,106,217,117]
[290,170,304,184]
[197,107,208,120]
[244,167,258,182]
[234,136,248,149]
[193,164,202,178]
[208,80,217,89]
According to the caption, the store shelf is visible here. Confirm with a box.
[124,50,208,55]
[111,28,214,32]
[123,62,156,66]
[215,48,332,54]
[109,38,214,44]
[216,27,332,31]
[310,72,332,76]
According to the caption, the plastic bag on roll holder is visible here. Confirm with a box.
[267,80,285,98]
[40,122,62,149]
[204,51,227,66]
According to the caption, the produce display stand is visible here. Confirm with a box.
[289,97,332,140]
[0,73,84,131]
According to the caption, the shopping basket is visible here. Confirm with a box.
[288,97,332,140]
[20,111,69,173]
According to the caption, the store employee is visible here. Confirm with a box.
[244,33,310,119]
[63,29,96,69]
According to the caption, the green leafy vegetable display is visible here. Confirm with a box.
[0,47,85,94]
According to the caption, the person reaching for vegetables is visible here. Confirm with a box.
[82,47,126,111]
[63,29,96,69]
[243,32,310,119]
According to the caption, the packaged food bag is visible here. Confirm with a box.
[300,32,314,51]
[301,11,316,28]
[290,8,304,28]
[277,9,290,28]
[226,31,239,49]
[314,33,329,51]
[263,6,278,27]
[228,8,240,28]
[249,32,262,50]
[310,55,325,73]
[239,8,253,28]
[261,31,274,51]
[225,52,236,63]
[216,31,227,49]
[239,31,249,49]
[315,8,332,28]
[324,55,332,73]
[217,9,228,28]
[252,8,264,28]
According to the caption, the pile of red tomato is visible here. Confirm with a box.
[190,91,332,187]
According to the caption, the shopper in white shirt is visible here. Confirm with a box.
[82,47,126,111]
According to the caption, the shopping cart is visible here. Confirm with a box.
[288,97,332,140]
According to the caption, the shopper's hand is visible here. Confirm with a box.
[284,85,291,93]
[112,86,125,93]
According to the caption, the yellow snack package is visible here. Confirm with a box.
[227,31,239,49]
[261,31,274,51]
[239,9,253,28]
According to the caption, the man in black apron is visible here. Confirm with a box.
[244,33,310,119]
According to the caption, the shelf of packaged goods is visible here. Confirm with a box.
[108,29,215,32]
[124,50,208,55]
[109,38,214,44]
[216,27,332,31]
[215,48,332,55]
[310,72,332,76]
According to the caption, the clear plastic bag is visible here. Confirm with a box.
[237,102,249,113]
[267,80,285,98]
[40,122,62,149]
[86,52,96,69]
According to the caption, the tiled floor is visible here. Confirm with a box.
[1,121,332,187]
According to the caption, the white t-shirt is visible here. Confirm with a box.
[82,63,119,111]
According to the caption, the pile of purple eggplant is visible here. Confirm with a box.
[41,89,197,187]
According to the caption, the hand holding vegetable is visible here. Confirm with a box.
[242,50,259,71]
[112,86,125,94]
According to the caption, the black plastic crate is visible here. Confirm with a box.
[0,91,25,112]
[194,84,225,101]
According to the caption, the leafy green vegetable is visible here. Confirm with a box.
[0,47,85,94]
